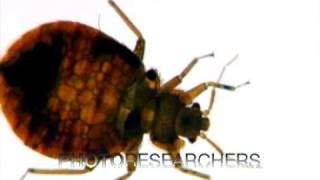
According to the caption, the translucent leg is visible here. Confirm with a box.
[20,164,97,180]
[160,52,214,93]
[116,137,142,180]
[200,132,224,155]
[108,0,145,60]
[181,80,250,105]
[169,150,210,179]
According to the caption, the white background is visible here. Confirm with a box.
[0,0,318,180]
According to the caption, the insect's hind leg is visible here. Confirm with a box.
[108,0,145,60]
[115,137,142,180]
[115,151,138,180]
[20,164,97,180]
[115,157,135,180]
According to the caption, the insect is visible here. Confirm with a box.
[0,0,249,179]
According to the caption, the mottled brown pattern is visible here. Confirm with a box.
[0,21,144,158]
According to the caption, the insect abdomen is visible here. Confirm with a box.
[0,21,144,158]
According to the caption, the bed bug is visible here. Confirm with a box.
[0,0,249,179]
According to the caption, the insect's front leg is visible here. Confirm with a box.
[168,148,210,180]
[152,138,210,179]
[160,52,214,93]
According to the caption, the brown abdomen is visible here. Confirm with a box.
[0,21,144,158]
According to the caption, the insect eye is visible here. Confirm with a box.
[146,69,157,81]
[188,137,197,143]
[192,102,200,109]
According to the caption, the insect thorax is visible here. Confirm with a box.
[116,69,209,146]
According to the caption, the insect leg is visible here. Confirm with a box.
[151,138,209,179]
[116,137,142,180]
[115,153,136,180]
[108,0,145,60]
[203,54,239,115]
[169,150,210,179]
[20,164,98,180]
[180,80,250,106]
[199,132,224,155]
[160,52,214,93]
[205,54,251,115]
